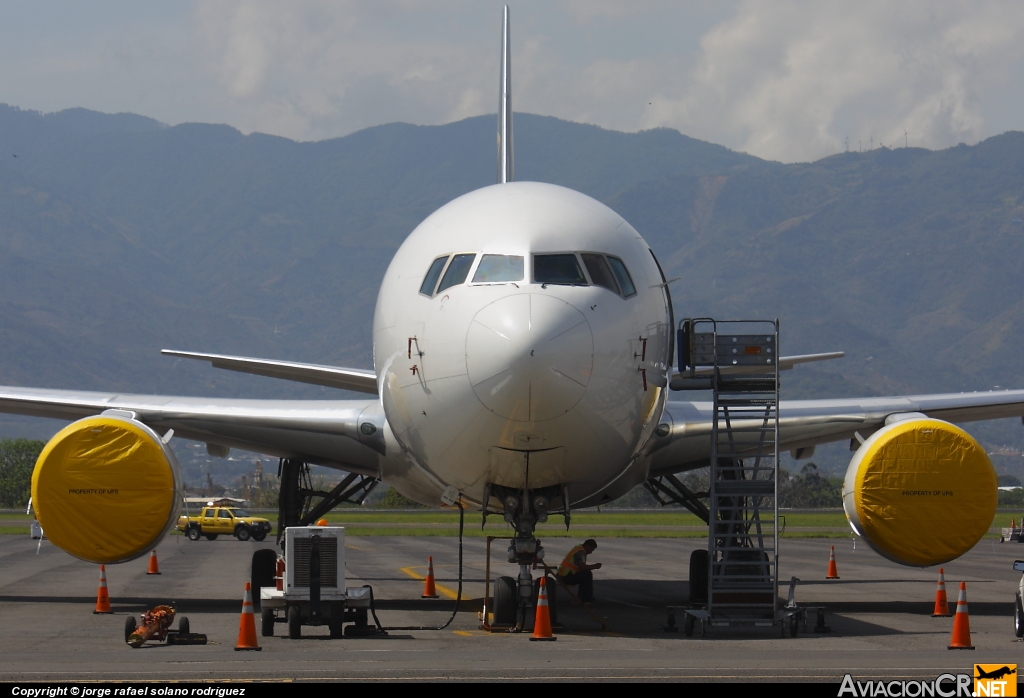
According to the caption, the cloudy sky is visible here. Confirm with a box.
[2,1,1023,163]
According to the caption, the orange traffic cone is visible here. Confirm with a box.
[947,581,974,650]
[826,546,840,579]
[529,576,556,642]
[93,565,112,614]
[931,568,950,617]
[235,582,262,651]
[146,550,161,575]
[421,556,439,599]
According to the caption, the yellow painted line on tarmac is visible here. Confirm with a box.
[399,565,459,600]
[452,630,475,637]
[346,544,368,550]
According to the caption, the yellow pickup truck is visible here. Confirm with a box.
[177,507,273,542]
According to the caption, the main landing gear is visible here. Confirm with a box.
[251,460,379,608]
[484,483,568,630]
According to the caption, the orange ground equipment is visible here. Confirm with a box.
[124,605,205,647]
[422,556,439,599]
[315,518,329,526]
[826,546,840,579]
[146,550,161,575]
[931,568,950,617]
[235,582,262,651]
[947,581,974,650]
[94,564,112,614]
[530,576,556,641]
[126,605,175,648]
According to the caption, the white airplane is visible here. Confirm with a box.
[3,7,1022,623]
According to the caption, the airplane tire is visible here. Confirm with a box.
[329,611,344,639]
[262,608,275,637]
[689,549,709,605]
[287,605,302,639]
[493,576,517,626]
[1015,593,1024,638]
[178,616,189,635]
[683,614,694,637]
[251,548,277,612]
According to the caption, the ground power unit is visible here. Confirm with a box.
[259,526,372,638]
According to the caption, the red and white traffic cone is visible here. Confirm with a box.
[93,565,112,614]
[146,550,161,575]
[947,582,974,650]
[530,576,556,642]
[931,568,950,617]
[422,556,439,599]
[235,582,262,651]
[826,546,840,579]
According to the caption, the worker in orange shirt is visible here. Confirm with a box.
[556,539,601,602]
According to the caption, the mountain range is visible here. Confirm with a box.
[2,103,1023,478]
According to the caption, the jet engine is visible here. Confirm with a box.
[842,417,996,567]
[31,414,183,564]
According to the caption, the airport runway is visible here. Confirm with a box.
[1,532,1023,682]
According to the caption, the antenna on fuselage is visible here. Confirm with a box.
[497,5,513,184]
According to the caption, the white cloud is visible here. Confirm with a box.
[643,1,1024,161]
[1,1,1023,162]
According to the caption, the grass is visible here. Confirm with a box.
[1,509,1015,539]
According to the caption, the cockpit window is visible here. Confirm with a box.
[534,254,587,285]
[436,253,476,293]
[581,254,619,294]
[607,256,636,297]
[420,256,449,296]
[472,254,524,283]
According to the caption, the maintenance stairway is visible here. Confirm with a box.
[674,318,794,634]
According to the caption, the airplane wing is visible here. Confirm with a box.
[161,350,378,394]
[648,389,1024,477]
[0,385,384,475]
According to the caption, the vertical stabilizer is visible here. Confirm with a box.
[497,5,513,184]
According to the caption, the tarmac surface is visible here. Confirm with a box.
[2,531,1024,682]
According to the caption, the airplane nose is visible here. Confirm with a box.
[466,294,593,421]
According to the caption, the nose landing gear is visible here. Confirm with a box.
[485,483,568,630]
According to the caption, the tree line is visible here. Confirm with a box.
[0,439,43,508]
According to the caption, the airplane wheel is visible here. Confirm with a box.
[493,576,517,626]
[684,614,695,637]
[329,612,344,639]
[287,605,302,639]
[178,616,189,635]
[251,548,278,612]
[788,616,798,638]
[261,608,275,637]
[124,616,137,643]
[688,549,708,605]
[1015,593,1024,638]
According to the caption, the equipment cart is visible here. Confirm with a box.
[259,525,373,638]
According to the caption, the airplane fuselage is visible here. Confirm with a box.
[373,182,673,509]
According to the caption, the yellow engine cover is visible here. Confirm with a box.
[31,415,182,564]
[842,418,996,567]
